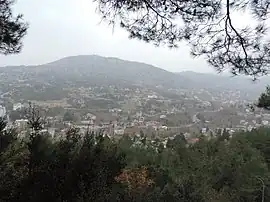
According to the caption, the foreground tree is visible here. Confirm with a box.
[0,0,28,54]
[95,0,270,77]
[257,86,270,110]
[2,109,270,201]
[0,117,15,152]
[95,0,270,110]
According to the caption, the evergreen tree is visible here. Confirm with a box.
[95,0,270,78]
[0,0,28,54]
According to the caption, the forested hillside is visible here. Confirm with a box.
[1,55,268,93]
[1,112,270,202]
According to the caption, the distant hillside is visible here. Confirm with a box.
[176,71,269,93]
[1,55,269,94]
[41,55,191,88]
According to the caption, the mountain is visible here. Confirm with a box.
[1,55,269,94]
[176,71,269,93]
[28,55,191,88]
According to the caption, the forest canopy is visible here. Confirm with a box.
[1,115,270,201]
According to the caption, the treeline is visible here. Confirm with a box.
[1,116,270,201]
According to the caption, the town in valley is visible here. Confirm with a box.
[1,55,269,144]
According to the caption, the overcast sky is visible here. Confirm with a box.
[0,0,236,73]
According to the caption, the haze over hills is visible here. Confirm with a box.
[2,54,270,145]
[0,55,269,94]
[1,55,190,88]
[177,71,270,92]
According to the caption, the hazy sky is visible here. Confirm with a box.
[0,0,240,73]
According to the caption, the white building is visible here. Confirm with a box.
[228,129,235,135]
[0,105,6,117]
[114,128,125,135]
[247,125,254,132]
[86,113,96,120]
[81,120,94,125]
[160,126,168,130]
[201,128,207,134]
[13,103,23,111]
[240,120,246,124]
[15,119,28,130]
[160,114,167,119]
[147,95,158,99]
[48,128,56,138]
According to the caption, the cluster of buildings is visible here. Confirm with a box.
[1,83,270,145]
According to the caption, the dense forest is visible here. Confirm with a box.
[1,110,270,202]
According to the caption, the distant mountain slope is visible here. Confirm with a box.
[37,55,190,88]
[176,71,269,92]
[1,55,269,93]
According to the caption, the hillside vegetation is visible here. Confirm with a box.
[1,55,269,93]
[1,114,270,202]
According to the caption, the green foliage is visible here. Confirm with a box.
[1,112,270,201]
[166,134,187,150]
[0,0,28,55]
[96,0,270,77]
[0,119,126,201]
[63,111,76,122]
[257,86,270,110]
[13,86,67,101]
[239,128,270,167]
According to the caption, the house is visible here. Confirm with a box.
[85,113,96,120]
[139,117,144,123]
[240,120,246,124]
[201,128,207,134]
[48,128,56,138]
[81,120,94,125]
[160,114,167,119]
[147,95,158,99]
[160,125,168,130]
[247,125,254,132]
[13,103,23,111]
[15,119,28,130]
[228,129,235,135]
[114,128,125,135]
[0,105,6,117]
[40,129,49,135]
